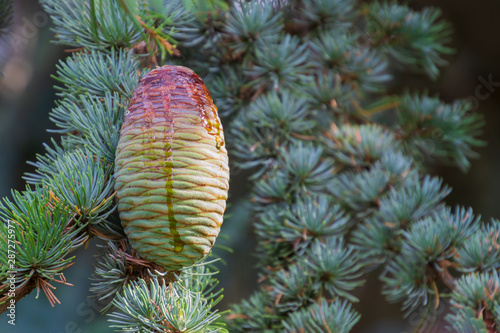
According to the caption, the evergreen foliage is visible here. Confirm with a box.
[0,1,225,331]
[0,0,498,332]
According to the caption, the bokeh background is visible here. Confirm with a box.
[0,0,499,332]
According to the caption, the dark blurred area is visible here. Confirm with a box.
[0,0,499,332]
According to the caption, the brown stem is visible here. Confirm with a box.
[136,15,180,57]
[483,307,498,333]
[433,261,456,290]
[0,280,36,314]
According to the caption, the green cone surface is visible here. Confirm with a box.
[114,66,229,270]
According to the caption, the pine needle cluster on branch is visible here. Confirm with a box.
[159,0,495,331]
[0,1,227,332]
[0,0,498,332]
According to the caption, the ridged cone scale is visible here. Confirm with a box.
[114,66,229,270]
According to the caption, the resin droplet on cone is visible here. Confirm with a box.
[114,66,229,271]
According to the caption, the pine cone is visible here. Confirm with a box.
[114,66,229,270]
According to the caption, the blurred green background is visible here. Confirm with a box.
[0,0,499,332]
